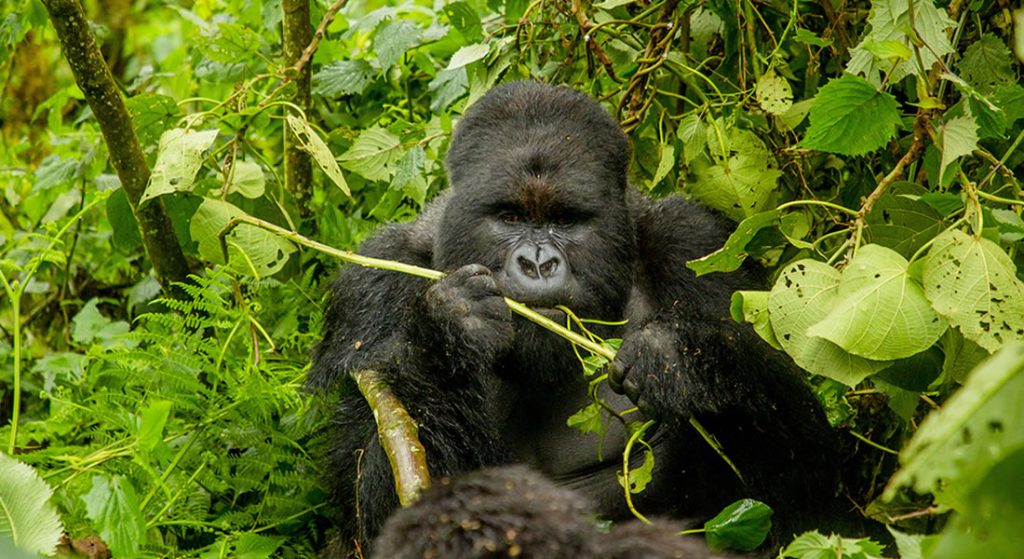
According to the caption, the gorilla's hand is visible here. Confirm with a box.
[426,264,515,361]
[607,322,682,421]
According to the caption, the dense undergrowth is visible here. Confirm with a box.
[0,0,1022,557]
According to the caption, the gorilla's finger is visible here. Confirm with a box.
[606,360,627,393]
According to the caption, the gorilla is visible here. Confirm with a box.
[371,465,737,559]
[310,81,844,556]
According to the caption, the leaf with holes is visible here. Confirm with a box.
[768,259,890,386]
[922,230,1024,352]
[190,198,296,278]
[143,128,219,203]
[885,343,1024,508]
[808,245,947,361]
[755,70,793,115]
[286,115,350,196]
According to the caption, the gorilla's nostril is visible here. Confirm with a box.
[518,256,539,279]
[538,258,558,277]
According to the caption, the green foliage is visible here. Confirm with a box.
[1,0,1023,555]
[0,454,63,556]
[702,499,773,552]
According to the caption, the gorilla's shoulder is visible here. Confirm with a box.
[357,190,452,264]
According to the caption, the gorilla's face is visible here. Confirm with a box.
[435,83,636,322]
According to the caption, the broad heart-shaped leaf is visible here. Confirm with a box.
[0,454,63,556]
[224,160,265,199]
[885,343,1024,508]
[768,259,890,386]
[688,127,780,221]
[799,73,901,156]
[340,126,403,183]
[142,128,219,203]
[285,115,350,196]
[808,245,947,361]
[190,198,296,278]
[938,116,979,181]
[82,475,145,559]
[688,210,782,275]
[704,499,773,552]
[312,60,375,97]
[922,230,1024,352]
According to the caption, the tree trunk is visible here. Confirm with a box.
[282,0,314,220]
[41,0,191,294]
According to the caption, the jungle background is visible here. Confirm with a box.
[1,0,1023,556]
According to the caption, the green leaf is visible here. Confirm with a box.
[72,298,134,348]
[199,22,262,64]
[446,43,490,70]
[755,70,793,115]
[429,67,469,112]
[312,60,375,97]
[688,210,782,275]
[864,182,945,258]
[846,0,955,83]
[688,127,780,221]
[224,160,265,198]
[807,244,946,361]
[731,290,782,350]
[675,114,706,164]
[285,115,350,196]
[781,531,886,559]
[82,475,146,559]
[794,27,832,47]
[235,532,285,559]
[799,73,901,156]
[143,128,219,203]
[649,142,675,189]
[958,34,1014,94]
[340,127,403,182]
[126,93,181,147]
[617,447,654,494]
[704,499,773,552]
[938,116,979,181]
[567,402,604,435]
[374,20,421,68]
[0,454,63,556]
[190,198,296,278]
[885,343,1024,508]
[768,259,890,386]
[861,39,912,61]
[137,400,172,452]
[922,230,1024,352]
[444,2,482,42]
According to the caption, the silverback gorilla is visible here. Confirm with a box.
[309,81,843,556]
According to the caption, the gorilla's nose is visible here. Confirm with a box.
[506,242,569,303]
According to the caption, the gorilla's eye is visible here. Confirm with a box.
[499,211,524,224]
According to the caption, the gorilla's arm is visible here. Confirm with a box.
[613,196,841,528]
[309,206,511,548]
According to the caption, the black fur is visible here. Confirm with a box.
[371,466,736,559]
[310,81,844,556]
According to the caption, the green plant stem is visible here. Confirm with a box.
[217,215,612,357]
[776,199,860,216]
[849,430,898,455]
[2,192,109,454]
[622,420,656,523]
